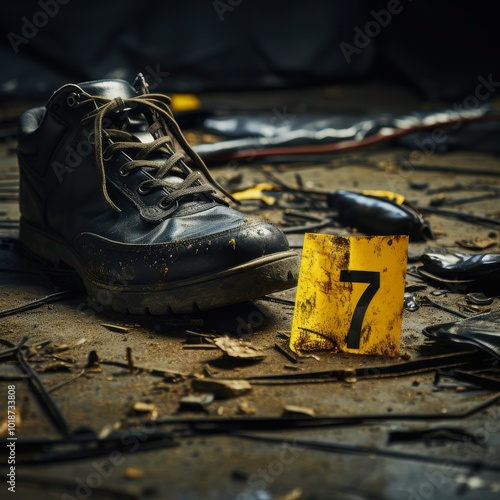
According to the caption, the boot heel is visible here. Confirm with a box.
[20,219,64,268]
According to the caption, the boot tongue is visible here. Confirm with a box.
[79,78,151,142]
[77,79,138,99]
[79,79,185,187]
[76,78,212,207]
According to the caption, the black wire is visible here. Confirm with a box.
[0,288,84,319]
[231,431,500,473]
[0,337,71,436]
[418,206,500,228]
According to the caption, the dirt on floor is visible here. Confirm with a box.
[1,84,500,500]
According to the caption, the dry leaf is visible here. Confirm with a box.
[213,336,265,360]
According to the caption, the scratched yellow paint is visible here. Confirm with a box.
[290,234,408,356]
[359,190,406,205]
[231,183,280,205]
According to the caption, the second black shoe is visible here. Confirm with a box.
[17,75,299,314]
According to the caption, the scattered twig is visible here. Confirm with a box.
[274,343,298,363]
[126,347,135,373]
[101,323,130,333]
[47,369,86,393]
[183,345,218,350]
[260,296,295,306]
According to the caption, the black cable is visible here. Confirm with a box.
[231,431,500,473]
[0,288,84,319]
[0,337,71,436]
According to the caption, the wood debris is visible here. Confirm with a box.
[38,361,73,372]
[191,379,252,399]
[179,393,215,411]
[130,402,158,419]
[213,336,265,360]
[283,405,315,417]
[101,323,130,333]
[238,400,258,415]
[456,237,496,250]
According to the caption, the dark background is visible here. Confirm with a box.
[0,0,498,102]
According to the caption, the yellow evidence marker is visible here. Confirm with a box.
[290,234,408,356]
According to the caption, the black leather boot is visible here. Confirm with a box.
[17,76,299,314]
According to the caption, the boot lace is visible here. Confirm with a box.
[74,92,233,214]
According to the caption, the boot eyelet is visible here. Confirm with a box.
[118,166,129,177]
[103,149,114,161]
[67,93,80,107]
[159,198,178,211]
[138,181,151,195]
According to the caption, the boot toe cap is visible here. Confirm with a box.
[75,217,292,286]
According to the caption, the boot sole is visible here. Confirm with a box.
[20,219,299,314]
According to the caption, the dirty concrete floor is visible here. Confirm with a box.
[1,83,500,499]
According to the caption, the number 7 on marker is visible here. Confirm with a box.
[339,270,380,349]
